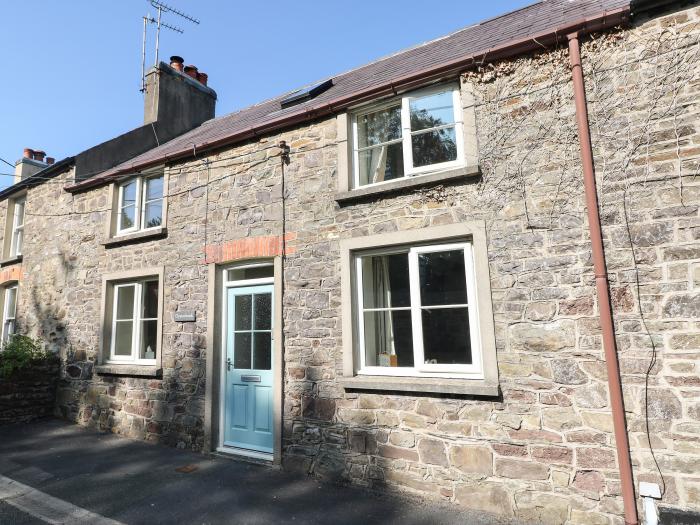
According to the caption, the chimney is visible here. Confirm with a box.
[14,147,48,184]
[46,157,55,165]
[183,64,198,79]
[143,55,216,138]
[169,55,184,72]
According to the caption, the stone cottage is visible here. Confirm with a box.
[1,0,698,523]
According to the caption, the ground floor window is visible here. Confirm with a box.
[1,284,17,344]
[101,268,163,368]
[356,242,481,377]
[341,223,498,385]
[110,280,158,363]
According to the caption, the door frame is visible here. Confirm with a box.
[204,258,283,465]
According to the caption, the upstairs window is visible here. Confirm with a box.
[109,279,159,364]
[352,85,463,187]
[10,197,25,257]
[117,174,164,235]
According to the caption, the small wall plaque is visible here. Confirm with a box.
[174,311,196,323]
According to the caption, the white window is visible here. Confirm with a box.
[1,284,17,344]
[355,242,482,378]
[10,198,25,257]
[117,174,164,234]
[351,85,464,188]
[109,280,159,364]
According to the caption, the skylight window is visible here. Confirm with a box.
[280,79,333,109]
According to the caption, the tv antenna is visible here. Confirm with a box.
[140,1,200,92]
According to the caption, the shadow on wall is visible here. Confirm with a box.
[0,419,476,525]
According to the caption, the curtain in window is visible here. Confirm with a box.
[371,257,395,360]
[369,146,388,184]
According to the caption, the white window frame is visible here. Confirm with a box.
[351,84,464,189]
[10,197,25,257]
[108,279,158,365]
[116,174,164,235]
[355,241,483,379]
[1,284,18,344]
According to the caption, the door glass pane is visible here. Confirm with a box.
[114,321,133,356]
[120,205,136,230]
[142,281,159,319]
[418,250,468,306]
[254,293,272,330]
[363,310,413,367]
[358,142,404,186]
[144,202,162,228]
[140,319,157,359]
[234,332,252,369]
[421,307,471,364]
[234,295,252,330]
[411,127,457,168]
[116,286,135,320]
[410,90,455,131]
[361,253,410,308]
[145,176,164,201]
[357,105,402,148]
[227,265,273,281]
[253,332,272,370]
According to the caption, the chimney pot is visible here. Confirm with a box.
[46,157,55,165]
[197,72,208,86]
[184,65,198,79]
[33,150,46,162]
[170,55,184,72]
[23,148,34,159]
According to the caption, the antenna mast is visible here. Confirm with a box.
[140,0,199,92]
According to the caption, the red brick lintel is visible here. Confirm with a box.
[0,265,22,285]
[204,233,297,264]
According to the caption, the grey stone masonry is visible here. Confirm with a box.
[0,4,698,525]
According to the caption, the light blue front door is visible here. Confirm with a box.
[224,284,274,453]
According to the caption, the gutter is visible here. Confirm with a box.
[66,6,630,193]
[567,32,638,525]
[0,156,74,202]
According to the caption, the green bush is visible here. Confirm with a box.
[0,335,52,378]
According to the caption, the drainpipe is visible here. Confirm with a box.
[567,32,639,525]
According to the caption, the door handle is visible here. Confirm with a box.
[226,358,232,371]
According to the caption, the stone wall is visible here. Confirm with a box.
[0,359,60,425]
[2,3,698,525]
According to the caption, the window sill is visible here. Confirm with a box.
[94,364,162,378]
[339,375,499,396]
[335,165,480,205]
[0,255,22,267]
[102,227,167,248]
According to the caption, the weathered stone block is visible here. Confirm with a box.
[450,444,493,474]
[454,483,512,516]
[494,458,549,480]
[509,320,576,352]
[417,438,448,466]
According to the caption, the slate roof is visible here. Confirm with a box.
[68,0,630,191]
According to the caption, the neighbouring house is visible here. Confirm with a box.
[1,0,698,523]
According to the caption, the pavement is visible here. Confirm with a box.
[0,418,521,525]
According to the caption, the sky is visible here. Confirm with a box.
[0,0,532,188]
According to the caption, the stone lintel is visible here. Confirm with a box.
[94,365,162,378]
[334,165,480,205]
[102,227,167,248]
[339,375,499,397]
